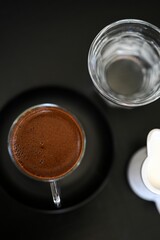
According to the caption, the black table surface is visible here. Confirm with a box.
[1,2,160,239]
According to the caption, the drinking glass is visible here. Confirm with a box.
[88,19,160,108]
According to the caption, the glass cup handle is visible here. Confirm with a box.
[50,181,61,208]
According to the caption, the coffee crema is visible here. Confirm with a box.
[9,105,85,180]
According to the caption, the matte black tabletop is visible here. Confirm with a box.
[0,2,160,239]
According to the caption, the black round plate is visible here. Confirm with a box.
[0,87,113,213]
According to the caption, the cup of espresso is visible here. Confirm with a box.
[8,103,86,208]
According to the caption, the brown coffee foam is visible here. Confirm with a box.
[10,106,84,180]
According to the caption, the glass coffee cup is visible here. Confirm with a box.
[8,103,86,208]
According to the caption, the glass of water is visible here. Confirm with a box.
[88,19,160,108]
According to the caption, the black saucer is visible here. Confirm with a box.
[0,87,113,212]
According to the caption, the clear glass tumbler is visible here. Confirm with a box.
[88,19,160,108]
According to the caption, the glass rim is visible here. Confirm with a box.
[95,87,160,108]
[89,19,160,48]
[100,18,160,32]
[8,103,86,182]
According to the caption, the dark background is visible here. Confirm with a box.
[0,1,160,239]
